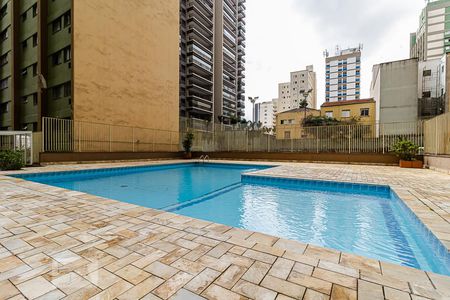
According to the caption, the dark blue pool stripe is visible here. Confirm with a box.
[164,182,242,212]
[379,201,420,269]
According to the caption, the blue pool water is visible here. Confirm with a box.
[13,163,450,275]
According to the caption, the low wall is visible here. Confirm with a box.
[424,155,450,174]
[193,151,401,165]
[40,152,184,163]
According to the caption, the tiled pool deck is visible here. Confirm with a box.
[0,160,449,300]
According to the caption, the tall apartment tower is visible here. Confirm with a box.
[0,0,179,142]
[410,0,450,61]
[325,46,362,102]
[179,0,246,123]
[275,66,317,113]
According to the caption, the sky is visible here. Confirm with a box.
[244,0,426,119]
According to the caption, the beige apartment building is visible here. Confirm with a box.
[276,108,320,140]
[1,0,180,149]
[276,66,317,113]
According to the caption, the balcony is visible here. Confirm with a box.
[187,83,213,97]
[187,27,213,49]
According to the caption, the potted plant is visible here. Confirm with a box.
[392,138,423,168]
[182,132,194,159]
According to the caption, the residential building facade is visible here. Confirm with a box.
[179,0,246,123]
[320,99,376,125]
[410,0,450,61]
[0,0,180,148]
[418,57,446,118]
[325,46,362,102]
[276,108,320,140]
[275,65,317,114]
[370,58,419,126]
[255,101,274,128]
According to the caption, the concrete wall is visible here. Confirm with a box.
[72,0,179,147]
[424,155,450,174]
[371,58,419,124]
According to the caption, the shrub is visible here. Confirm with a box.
[182,132,194,153]
[391,138,419,161]
[0,150,25,171]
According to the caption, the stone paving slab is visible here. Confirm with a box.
[0,160,449,300]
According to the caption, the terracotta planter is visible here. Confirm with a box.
[184,152,192,159]
[399,160,423,168]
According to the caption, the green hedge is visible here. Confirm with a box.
[0,150,25,171]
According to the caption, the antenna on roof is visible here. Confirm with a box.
[323,49,329,58]
[335,45,340,56]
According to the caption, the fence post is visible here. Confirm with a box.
[435,117,438,155]
[246,129,249,152]
[267,134,270,152]
[316,127,319,153]
[290,138,293,153]
[348,125,351,154]
[109,125,112,152]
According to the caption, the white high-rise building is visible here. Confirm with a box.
[255,101,275,128]
[410,0,450,62]
[325,46,362,102]
[275,66,317,113]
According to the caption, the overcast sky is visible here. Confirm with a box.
[244,0,426,119]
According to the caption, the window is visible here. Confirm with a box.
[360,108,369,117]
[22,95,29,103]
[64,11,71,27]
[32,63,37,76]
[52,18,62,33]
[422,91,431,98]
[0,53,7,66]
[22,11,27,22]
[64,47,71,62]
[0,4,7,19]
[21,68,28,76]
[32,33,38,47]
[33,94,38,105]
[52,51,63,65]
[325,111,333,118]
[0,28,8,42]
[423,70,431,77]
[32,4,38,17]
[284,131,291,139]
[52,85,63,99]
[64,82,71,97]
[0,102,10,113]
[0,78,8,90]
[22,39,27,49]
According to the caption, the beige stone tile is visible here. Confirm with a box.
[241,261,271,285]
[267,257,294,280]
[207,242,233,258]
[229,246,247,256]
[50,250,82,265]
[51,271,90,295]
[242,249,277,264]
[357,279,384,300]
[261,275,306,299]
[35,289,65,300]
[171,257,205,275]
[273,239,307,254]
[304,245,340,264]
[232,280,277,300]
[115,264,151,285]
[0,279,21,299]
[360,270,410,292]
[383,287,412,300]
[288,271,332,295]
[214,264,247,289]
[117,275,164,300]
[88,279,133,300]
[185,268,221,294]
[153,271,194,299]
[330,285,356,300]
[171,288,206,300]
[380,262,433,289]
[312,268,357,290]
[103,245,131,258]
[222,253,255,268]
[196,255,231,272]
[253,243,285,257]
[85,268,120,289]
[427,271,450,296]
[104,252,142,273]
[339,252,381,274]
[318,261,358,278]
[16,276,56,300]
[202,284,246,300]
[282,251,318,266]
[0,255,25,273]
[303,289,330,300]
[246,232,278,246]
[292,262,314,276]
[145,261,179,280]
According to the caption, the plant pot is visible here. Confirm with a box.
[399,160,423,168]
[184,152,192,159]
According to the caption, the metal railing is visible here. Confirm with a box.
[42,117,180,153]
[182,121,424,154]
[0,131,33,165]
[424,112,450,155]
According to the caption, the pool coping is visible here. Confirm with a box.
[1,160,450,299]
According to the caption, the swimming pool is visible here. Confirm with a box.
[13,162,450,275]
